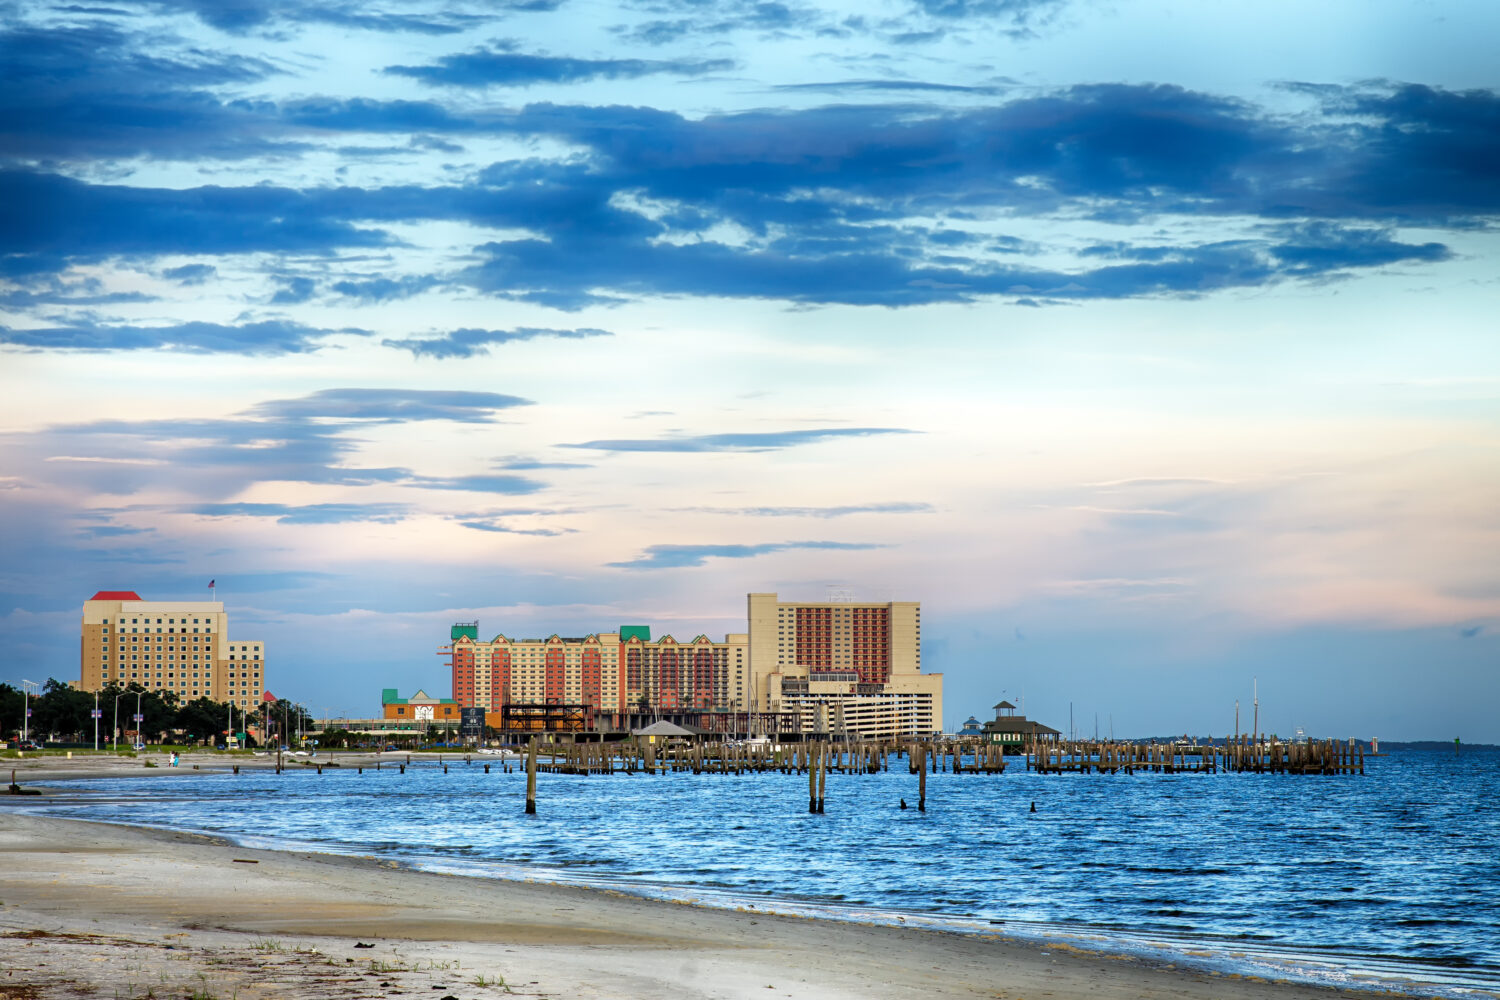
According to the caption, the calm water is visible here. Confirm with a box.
[38,747,1500,995]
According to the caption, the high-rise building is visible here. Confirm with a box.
[447,624,749,718]
[747,592,940,738]
[79,591,267,708]
[443,592,940,738]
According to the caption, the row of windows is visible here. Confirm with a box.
[103,617,216,625]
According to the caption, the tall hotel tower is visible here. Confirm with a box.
[747,592,940,738]
[79,591,267,709]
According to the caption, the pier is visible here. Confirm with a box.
[1024,736,1365,776]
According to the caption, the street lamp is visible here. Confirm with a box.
[112,690,126,754]
[21,679,38,745]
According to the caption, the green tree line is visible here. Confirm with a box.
[0,678,313,746]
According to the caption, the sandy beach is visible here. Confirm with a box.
[0,755,1434,1000]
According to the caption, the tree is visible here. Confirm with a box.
[176,696,228,744]
[0,683,22,739]
[264,698,314,744]
[33,678,94,742]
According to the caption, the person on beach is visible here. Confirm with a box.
[171,752,179,767]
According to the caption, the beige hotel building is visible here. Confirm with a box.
[79,591,267,708]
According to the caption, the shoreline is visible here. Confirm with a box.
[2,793,1456,1000]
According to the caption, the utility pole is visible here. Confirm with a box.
[21,679,38,744]
[92,690,99,751]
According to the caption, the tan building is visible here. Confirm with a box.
[748,592,941,739]
[79,590,266,709]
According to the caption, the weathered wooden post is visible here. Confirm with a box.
[525,736,538,815]
[918,745,927,811]
[817,743,827,813]
[808,741,819,813]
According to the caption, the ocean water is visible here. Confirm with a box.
[36,746,1500,995]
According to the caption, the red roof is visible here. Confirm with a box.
[261,690,277,703]
[90,590,143,601]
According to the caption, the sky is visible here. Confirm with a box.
[1,0,1497,741]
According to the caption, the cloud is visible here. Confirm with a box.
[330,275,441,303]
[134,0,512,36]
[0,171,391,277]
[179,501,411,524]
[0,23,293,164]
[607,540,885,569]
[1459,625,1483,639]
[615,1,825,46]
[5,77,1493,303]
[493,457,593,470]
[0,319,363,355]
[772,80,1001,94]
[247,387,531,423]
[675,502,934,517]
[413,474,545,494]
[456,519,572,536]
[561,427,918,452]
[382,326,612,359]
[385,48,734,87]
[161,263,217,285]
[6,388,540,499]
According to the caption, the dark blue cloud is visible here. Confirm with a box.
[386,48,734,86]
[562,427,918,452]
[0,23,293,163]
[0,319,363,355]
[608,540,884,569]
[180,502,411,524]
[5,73,1492,306]
[134,0,513,35]
[0,172,391,275]
[382,326,612,358]
[1459,625,1483,639]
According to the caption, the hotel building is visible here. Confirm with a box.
[447,624,749,719]
[747,592,941,739]
[79,591,267,709]
[443,591,940,739]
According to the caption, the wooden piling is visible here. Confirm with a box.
[525,737,538,814]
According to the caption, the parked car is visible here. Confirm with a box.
[18,740,42,751]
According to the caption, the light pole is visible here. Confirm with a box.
[133,690,143,749]
[92,690,99,752]
[113,691,125,754]
[21,679,38,745]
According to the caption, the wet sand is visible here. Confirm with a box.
[0,757,1432,999]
